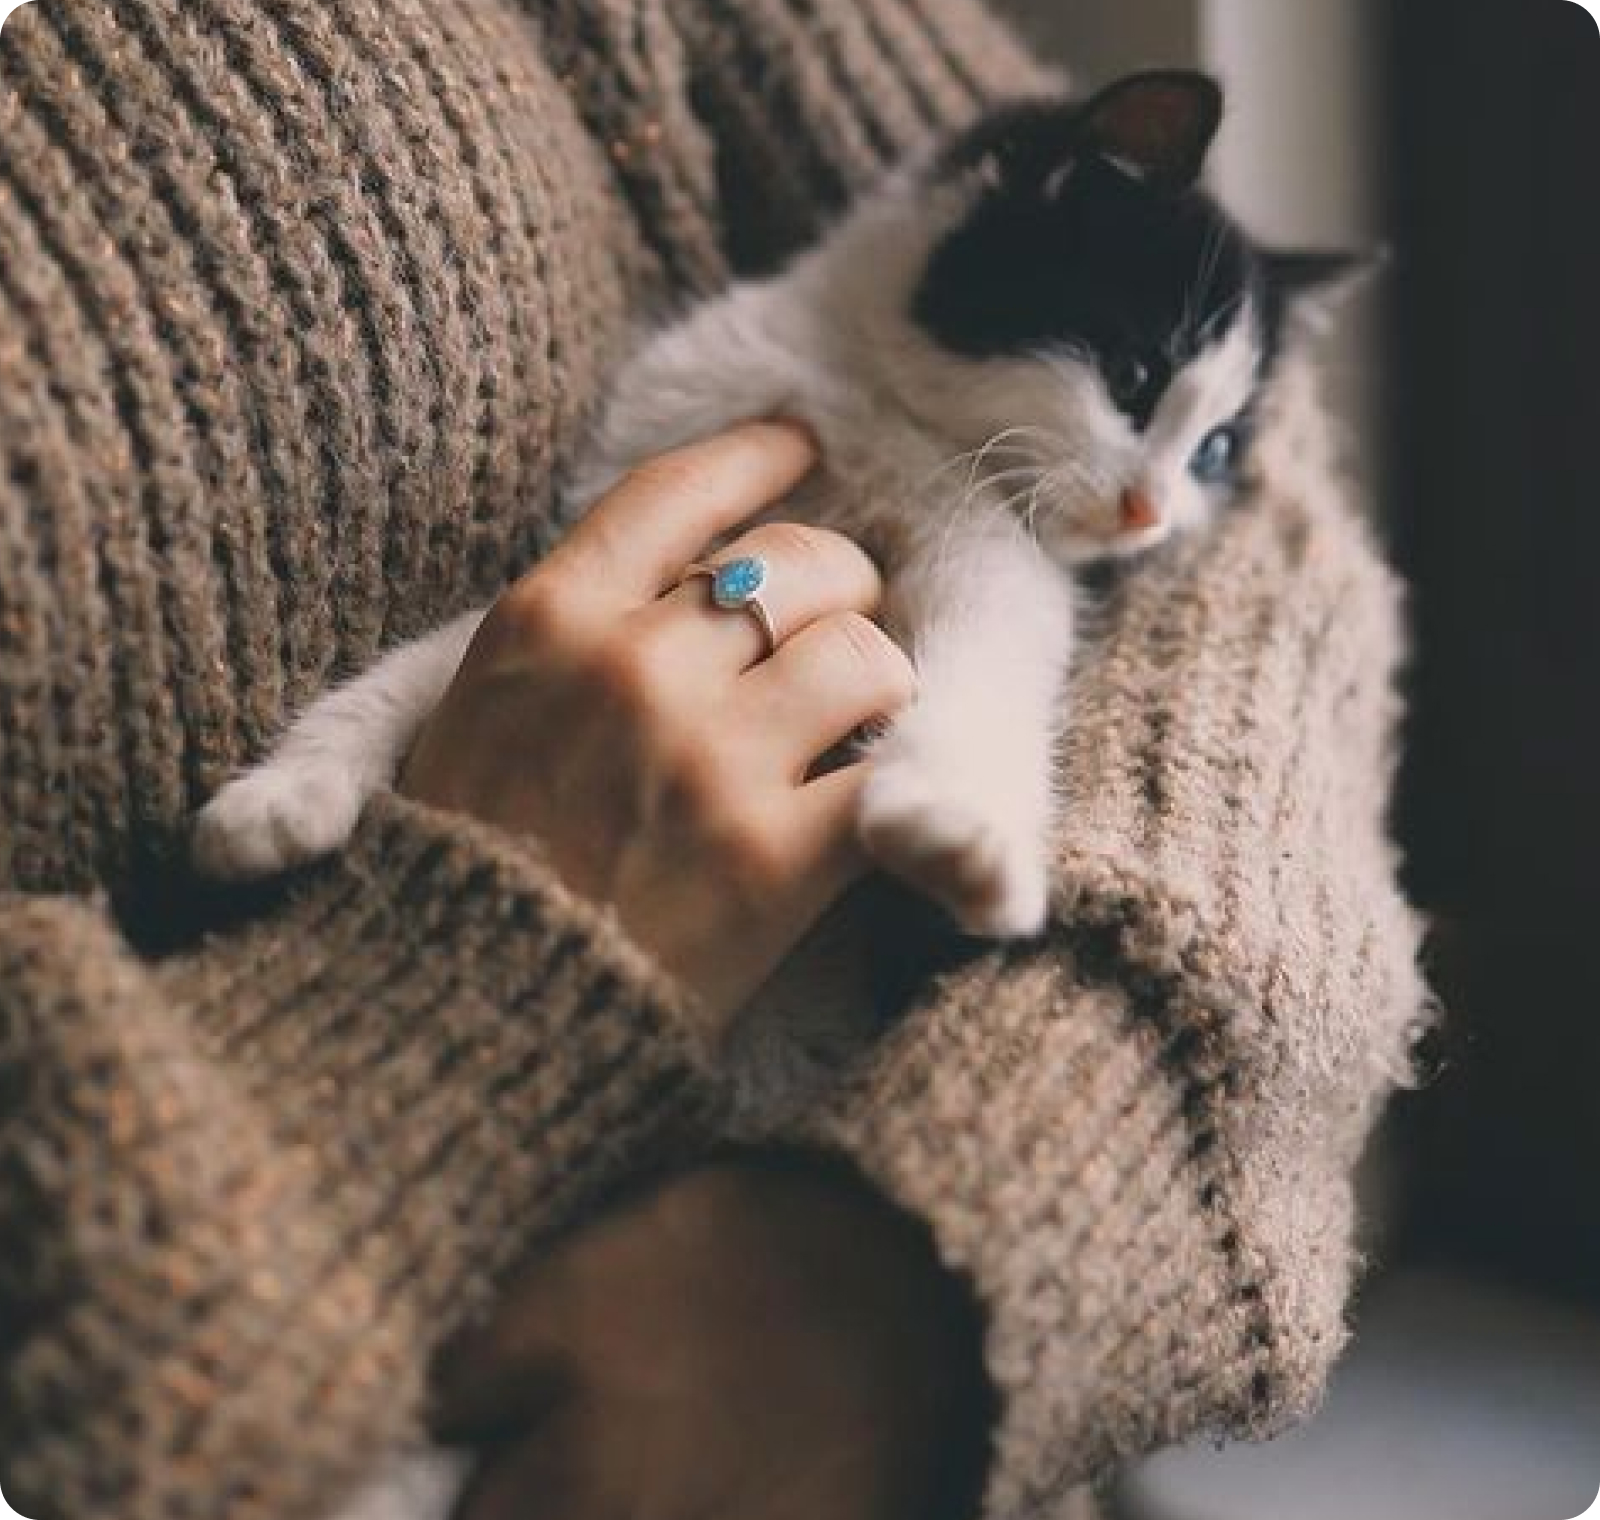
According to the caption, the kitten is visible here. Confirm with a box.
[195,70,1350,939]
[195,70,1361,1520]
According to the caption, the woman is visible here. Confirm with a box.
[0,1,1424,1518]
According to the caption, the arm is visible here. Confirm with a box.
[802,362,1430,1512]
[1,418,925,1520]
[427,371,1428,1520]
[0,797,720,1520]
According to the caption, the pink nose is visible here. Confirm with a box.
[1119,488,1159,533]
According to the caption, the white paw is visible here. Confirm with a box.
[330,1448,473,1520]
[858,765,1048,939]
[192,765,366,880]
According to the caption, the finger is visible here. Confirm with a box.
[547,421,818,608]
[740,612,916,779]
[642,521,884,674]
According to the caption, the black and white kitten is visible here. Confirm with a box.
[196,70,1352,948]
[203,70,1361,1520]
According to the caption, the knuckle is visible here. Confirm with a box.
[751,520,833,566]
[490,577,577,649]
[824,613,917,703]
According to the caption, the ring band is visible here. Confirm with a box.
[678,555,779,656]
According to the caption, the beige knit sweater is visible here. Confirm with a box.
[0,2,1426,1518]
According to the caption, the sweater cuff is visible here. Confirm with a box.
[0,791,727,1520]
[176,787,733,1291]
[796,937,1288,1520]
[792,424,1428,1515]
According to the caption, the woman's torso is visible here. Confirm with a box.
[0,0,719,893]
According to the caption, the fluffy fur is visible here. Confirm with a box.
[191,73,1358,1520]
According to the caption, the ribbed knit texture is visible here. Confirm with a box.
[0,795,719,1519]
[0,3,1423,1519]
[800,358,1428,1517]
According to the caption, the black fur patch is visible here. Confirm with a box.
[913,100,1272,429]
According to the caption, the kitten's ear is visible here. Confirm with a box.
[1267,247,1387,330]
[1267,249,1380,296]
[1079,70,1224,188]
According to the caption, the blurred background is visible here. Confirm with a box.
[994,2,1600,1517]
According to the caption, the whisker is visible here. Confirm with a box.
[975,465,1049,496]
[953,426,1048,505]
[921,435,1038,490]
[926,458,1048,576]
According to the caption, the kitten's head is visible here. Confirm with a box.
[865,72,1362,564]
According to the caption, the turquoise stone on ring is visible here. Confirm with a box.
[711,556,768,609]
[681,553,779,653]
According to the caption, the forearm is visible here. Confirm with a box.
[776,426,1429,1511]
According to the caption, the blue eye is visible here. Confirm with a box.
[1191,426,1240,483]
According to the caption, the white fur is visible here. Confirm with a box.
[196,152,1263,1520]
[327,1450,471,1520]
[192,610,486,877]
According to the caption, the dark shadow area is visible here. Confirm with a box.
[1385,0,1600,1308]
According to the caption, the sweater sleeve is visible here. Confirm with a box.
[0,791,725,1520]
[780,362,1432,1516]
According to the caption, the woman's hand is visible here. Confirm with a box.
[399,421,916,1028]
[433,1157,994,1520]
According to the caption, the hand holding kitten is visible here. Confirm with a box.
[397,422,916,1028]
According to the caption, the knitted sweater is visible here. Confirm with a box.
[0,2,1426,1519]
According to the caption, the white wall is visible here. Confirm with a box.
[1000,0,1197,84]
[999,0,1378,245]
[1201,0,1378,245]
[1202,0,1382,470]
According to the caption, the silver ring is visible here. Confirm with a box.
[678,555,779,655]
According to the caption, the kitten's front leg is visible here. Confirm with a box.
[192,609,486,879]
[860,524,1074,938]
